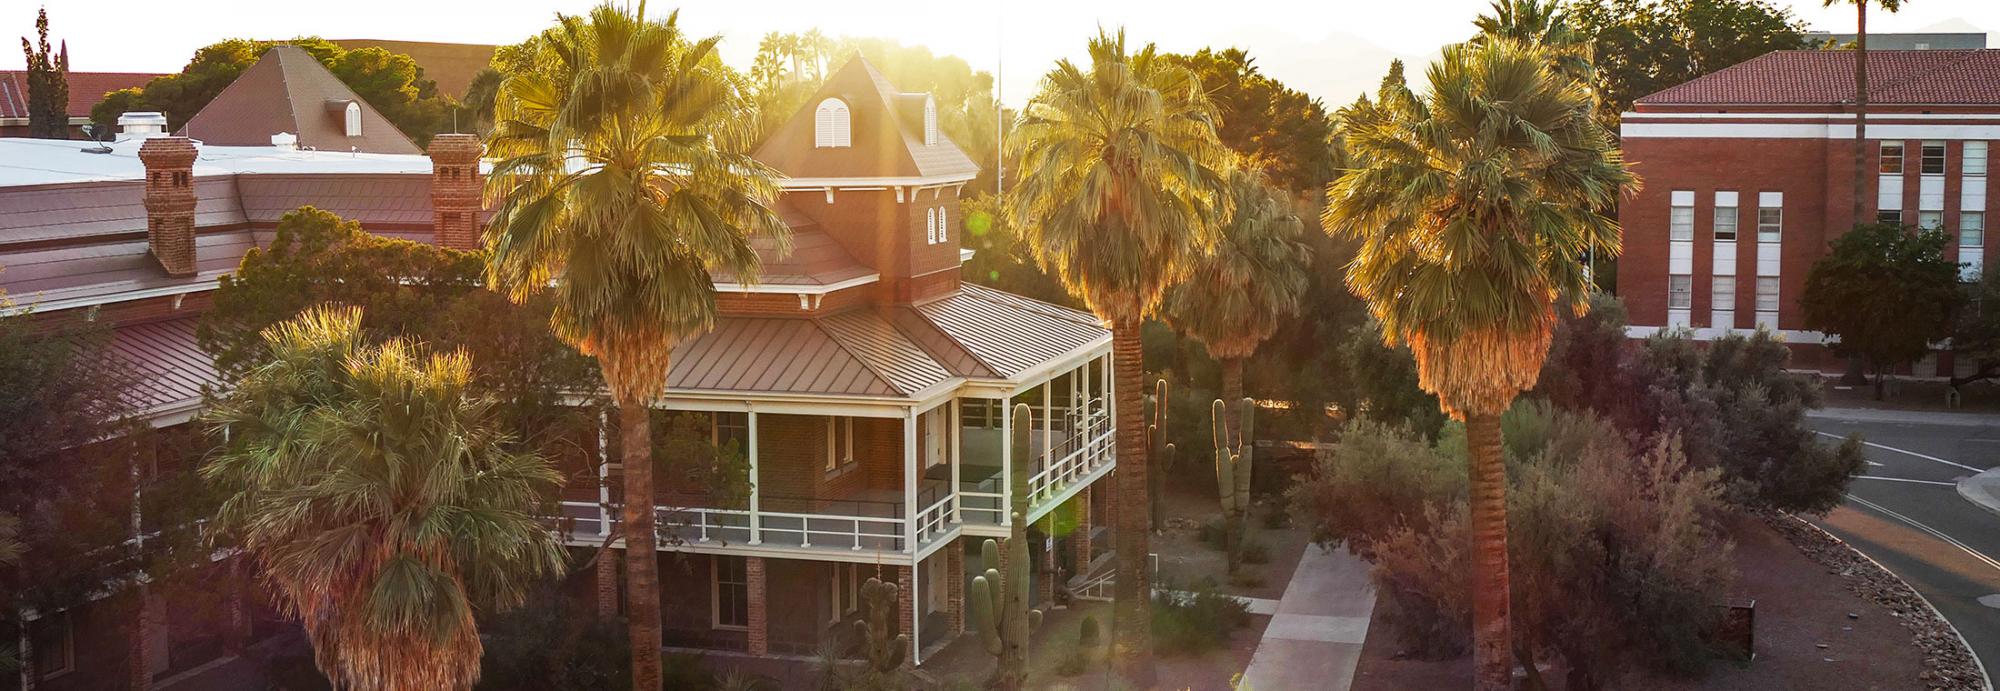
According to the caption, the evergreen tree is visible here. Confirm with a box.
[19,7,69,139]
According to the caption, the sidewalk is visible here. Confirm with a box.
[1237,545,1377,691]
[1808,406,2000,427]
[1959,466,2000,520]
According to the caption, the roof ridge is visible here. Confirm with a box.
[813,310,922,396]
[889,303,1004,378]
[960,283,1102,327]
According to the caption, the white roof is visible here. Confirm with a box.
[0,136,442,188]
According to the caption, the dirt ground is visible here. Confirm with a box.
[920,600,1270,691]
[1151,481,1311,602]
[1351,513,1931,691]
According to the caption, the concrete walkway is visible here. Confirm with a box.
[1808,406,2000,427]
[1238,545,1377,691]
[1959,466,2000,519]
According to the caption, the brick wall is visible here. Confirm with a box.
[427,134,482,251]
[139,138,199,278]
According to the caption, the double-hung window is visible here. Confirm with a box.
[1966,212,1988,249]
[1880,142,1905,174]
[1757,206,1783,242]
[1712,201,1738,241]
[1668,275,1693,310]
[1712,277,1736,312]
[1669,196,1695,241]
[1755,278,1781,312]
[1922,141,1947,175]
[713,557,749,630]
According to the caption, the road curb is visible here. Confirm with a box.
[1957,467,2000,521]
[1786,514,1994,691]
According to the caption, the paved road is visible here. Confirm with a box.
[1808,410,2000,681]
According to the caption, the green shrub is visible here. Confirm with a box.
[1259,502,1290,529]
[1286,419,1464,557]
[1364,408,1736,681]
[1227,569,1266,589]
[1241,539,1271,565]
[1197,517,1229,550]
[1152,581,1252,655]
[477,584,635,690]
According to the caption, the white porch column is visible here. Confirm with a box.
[1041,381,1053,494]
[596,408,611,536]
[747,409,762,546]
[904,407,920,553]
[1000,397,1013,527]
[949,399,962,523]
[911,554,925,665]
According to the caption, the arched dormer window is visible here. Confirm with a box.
[344,101,362,138]
[815,98,851,148]
[926,207,938,244]
[923,97,938,146]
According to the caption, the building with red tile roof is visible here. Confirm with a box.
[1620,49,2000,377]
[0,69,163,137]
[1,54,1108,683]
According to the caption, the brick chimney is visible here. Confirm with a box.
[139,137,199,277]
[428,134,483,251]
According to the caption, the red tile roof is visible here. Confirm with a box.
[1637,49,2000,107]
[179,45,419,155]
[0,71,163,119]
[751,58,978,181]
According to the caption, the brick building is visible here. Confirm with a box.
[0,69,162,138]
[3,46,1111,688]
[1620,49,2000,375]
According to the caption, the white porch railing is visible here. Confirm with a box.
[916,494,956,544]
[958,491,1005,524]
[1029,403,1113,502]
[559,500,942,554]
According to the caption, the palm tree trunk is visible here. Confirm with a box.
[1466,412,1513,691]
[1110,317,1155,687]
[1852,1,1869,228]
[618,401,663,690]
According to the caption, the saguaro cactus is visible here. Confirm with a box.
[1145,378,1174,532]
[854,576,906,673]
[1212,397,1255,573]
[971,404,1044,690]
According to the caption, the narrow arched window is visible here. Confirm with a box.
[923,97,938,147]
[937,206,947,243]
[926,207,938,244]
[344,101,362,137]
[815,98,851,148]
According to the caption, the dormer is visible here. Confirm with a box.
[748,58,981,306]
[177,45,418,154]
[325,100,363,138]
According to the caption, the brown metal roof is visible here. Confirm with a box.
[750,58,978,181]
[107,317,216,414]
[819,309,954,395]
[178,45,420,155]
[668,317,901,397]
[913,284,1106,378]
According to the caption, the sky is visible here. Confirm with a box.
[9,0,2000,108]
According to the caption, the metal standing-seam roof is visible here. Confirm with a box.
[911,284,1106,379]
[667,317,905,397]
[106,317,217,415]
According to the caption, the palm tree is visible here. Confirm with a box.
[1008,29,1230,684]
[1472,0,1595,85]
[1324,40,1633,691]
[204,306,565,691]
[1162,167,1311,428]
[483,5,786,687]
[1828,0,1907,227]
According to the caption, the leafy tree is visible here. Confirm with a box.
[1163,48,1338,193]
[1163,168,1311,430]
[1323,36,1632,690]
[1567,0,1809,129]
[204,306,566,691]
[1008,29,1231,683]
[483,6,786,687]
[958,193,1076,307]
[1341,320,1448,438]
[1538,295,1865,513]
[197,206,598,453]
[19,8,68,139]
[1949,268,2000,389]
[1801,222,1960,398]
[88,37,457,145]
